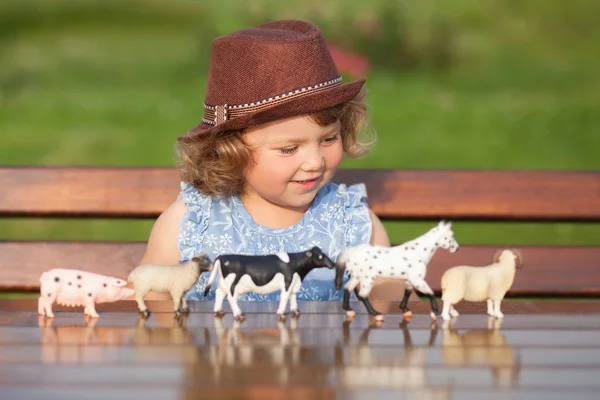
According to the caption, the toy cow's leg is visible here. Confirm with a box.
[213,287,226,317]
[399,281,414,317]
[412,279,439,320]
[289,292,300,318]
[217,273,238,317]
[227,289,244,321]
[276,289,291,321]
[276,273,298,320]
[289,276,302,318]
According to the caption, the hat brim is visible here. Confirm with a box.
[178,78,366,140]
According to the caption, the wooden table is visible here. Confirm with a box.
[1,299,600,399]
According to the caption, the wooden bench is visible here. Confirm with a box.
[1,166,599,304]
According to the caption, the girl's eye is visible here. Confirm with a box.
[323,135,340,144]
[280,146,298,155]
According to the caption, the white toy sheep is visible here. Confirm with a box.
[440,249,523,320]
[127,253,212,318]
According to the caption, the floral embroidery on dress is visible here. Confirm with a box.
[177,181,372,301]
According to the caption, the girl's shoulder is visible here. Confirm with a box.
[312,181,369,213]
[177,181,217,227]
[179,181,211,205]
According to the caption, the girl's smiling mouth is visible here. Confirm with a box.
[291,177,320,189]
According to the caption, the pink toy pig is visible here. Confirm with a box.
[38,268,135,318]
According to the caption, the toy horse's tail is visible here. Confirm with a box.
[203,258,220,297]
[335,249,352,291]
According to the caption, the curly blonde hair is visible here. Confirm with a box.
[176,90,373,198]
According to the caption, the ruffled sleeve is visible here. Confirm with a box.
[177,182,212,263]
[341,183,373,249]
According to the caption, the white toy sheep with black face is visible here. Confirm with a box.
[335,221,460,321]
[440,249,523,320]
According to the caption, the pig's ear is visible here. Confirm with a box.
[114,279,127,287]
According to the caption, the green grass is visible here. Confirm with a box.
[0,292,38,300]
[1,0,599,247]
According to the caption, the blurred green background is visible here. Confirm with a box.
[1,0,599,247]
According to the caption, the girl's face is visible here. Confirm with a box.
[242,115,343,213]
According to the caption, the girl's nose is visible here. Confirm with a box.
[301,152,325,172]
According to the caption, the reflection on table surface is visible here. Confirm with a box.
[1,299,599,399]
[32,312,519,389]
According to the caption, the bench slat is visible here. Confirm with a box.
[2,241,598,296]
[1,166,599,221]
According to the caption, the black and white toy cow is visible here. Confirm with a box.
[203,247,335,321]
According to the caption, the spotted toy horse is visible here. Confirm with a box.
[335,221,460,321]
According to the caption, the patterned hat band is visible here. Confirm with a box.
[202,76,343,126]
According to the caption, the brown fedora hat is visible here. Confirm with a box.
[178,19,366,140]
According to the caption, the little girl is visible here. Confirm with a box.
[139,19,390,302]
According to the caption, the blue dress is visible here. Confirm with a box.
[177,181,372,301]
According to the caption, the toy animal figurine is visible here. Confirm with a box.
[38,269,135,319]
[128,252,212,318]
[335,220,460,321]
[203,246,335,321]
[440,249,523,320]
